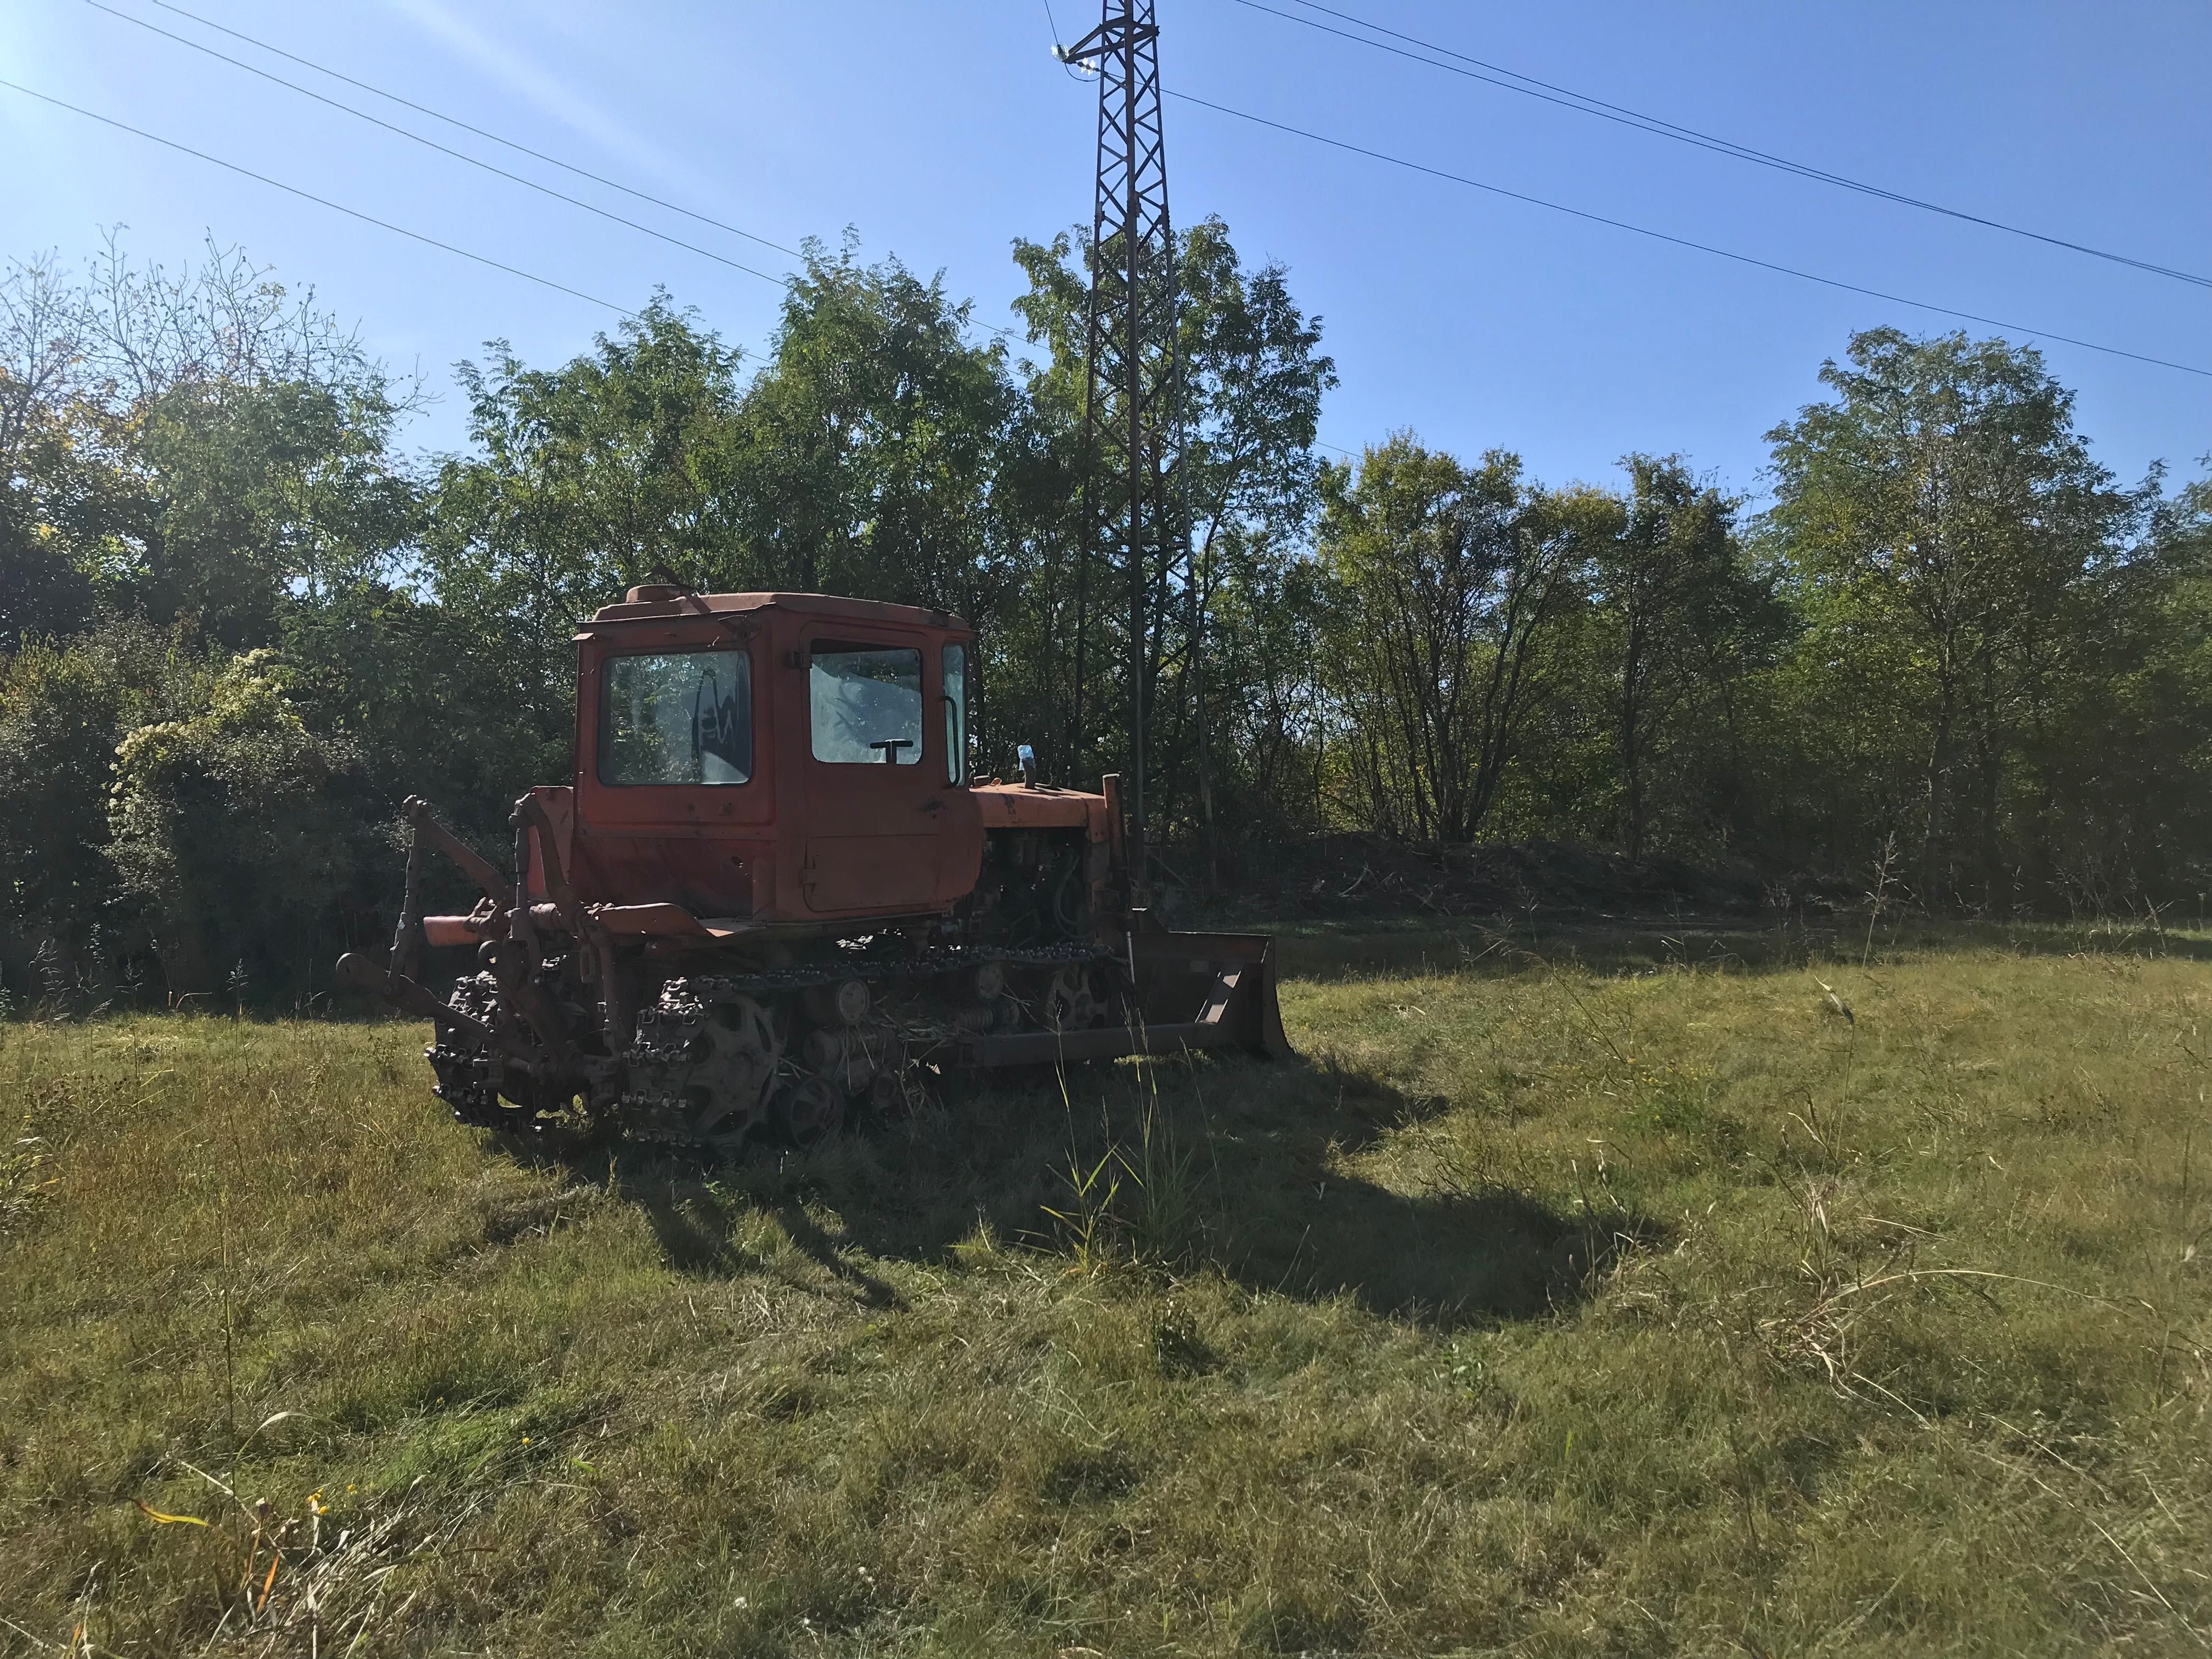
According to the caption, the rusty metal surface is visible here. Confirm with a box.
[349,590,1290,1151]
[403,795,506,905]
[569,597,986,926]
[580,590,974,633]
[970,783,1109,835]
[1127,930,1292,1060]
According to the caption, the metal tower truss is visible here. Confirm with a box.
[1060,0,1186,879]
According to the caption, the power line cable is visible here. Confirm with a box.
[1170,88,2212,380]
[81,0,1028,344]
[1040,0,1098,81]
[80,0,793,290]
[125,0,802,261]
[1227,0,2212,292]
[0,76,632,314]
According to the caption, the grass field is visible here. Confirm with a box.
[3,923,2208,1655]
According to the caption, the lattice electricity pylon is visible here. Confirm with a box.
[1057,0,1186,879]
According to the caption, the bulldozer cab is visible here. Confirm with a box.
[568,588,983,927]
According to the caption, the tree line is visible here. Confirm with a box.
[3,225,2208,1008]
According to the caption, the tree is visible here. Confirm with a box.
[276,580,563,859]
[425,295,746,727]
[0,619,376,1006]
[719,242,1022,758]
[2,237,417,652]
[721,241,1016,604]
[1764,328,2147,900]
[1587,455,1789,857]
[425,256,1030,766]
[1010,217,1335,845]
[0,622,176,985]
[2,239,423,1006]
[1,253,98,650]
[2013,462,2212,907]
[1318,436,1579,843]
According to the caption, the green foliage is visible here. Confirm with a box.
[0,509,97,656]
[2,239,416,652]
[1,241,420,1004]
[1583,455,1793,857]
[0,622,383,1006]
[1317,435,1581,842]
[0,620,195,998]
[721,241,1017,611]
[424,293,747,723]
[720,244,1025,760]
[1762,328,2162,902]
[6,229,2212,1013]
[275,580,562,856]
[129,375,416,644]
[1008,218,1337,846]
[106,649,371,997]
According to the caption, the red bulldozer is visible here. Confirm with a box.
[338,586,1288,1151]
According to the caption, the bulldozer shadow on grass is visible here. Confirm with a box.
[505,1047,1655,1330]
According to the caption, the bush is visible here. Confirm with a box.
[0,623,383,1006]
[106,648,377,999]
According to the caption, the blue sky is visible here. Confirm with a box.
[4,0,2208,505]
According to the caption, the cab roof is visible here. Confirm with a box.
[582,589,970,634]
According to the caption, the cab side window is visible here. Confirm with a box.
[942,644,968,785]
[810,643,923,765]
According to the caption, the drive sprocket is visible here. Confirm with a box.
[622,980,782,1150]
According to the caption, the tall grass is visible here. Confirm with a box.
[2,927,2208,1654]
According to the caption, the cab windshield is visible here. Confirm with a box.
[599,648,752,785]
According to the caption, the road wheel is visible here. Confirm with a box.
[778,1076,845,1150]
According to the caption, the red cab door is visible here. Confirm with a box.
[798,625,977,916]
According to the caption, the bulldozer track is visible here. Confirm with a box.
[430,941,1125,1154]
[676,939,1113,1001]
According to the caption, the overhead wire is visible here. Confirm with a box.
[80,0,793,290]
[1169,89,2212,380]
[1039,2,2200,435]
[49,0,2194,411]
[0,76,633,315]
[76,0,1029,345]
[1227,0,2212,292]
[1040,0,1100,82]
[124,0,801,259]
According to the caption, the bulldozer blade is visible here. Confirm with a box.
[959,930,1291,1069]
[1133,930,1291,1058]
